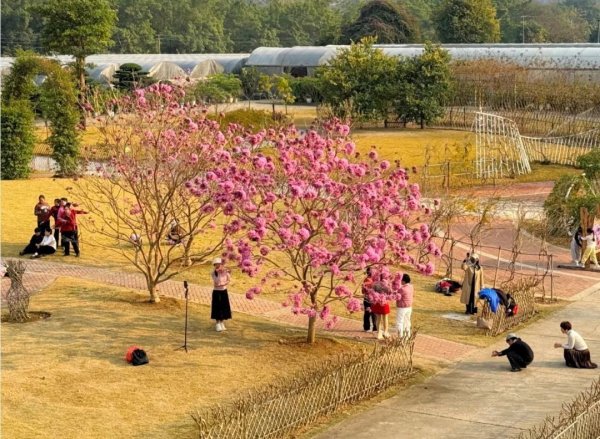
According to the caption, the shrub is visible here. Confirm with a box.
[113,63,151,91]
[289,77,323,104]
[40,64,80,176]
[239,67,263,100]
[195,74,242,104]
[0,100,35,179]
[543,174,600,236]
[207,108,291,130]
[577,149,600,182]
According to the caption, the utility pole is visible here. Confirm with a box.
[521,16,529,44]
[156,34,161,54]
[597,18,600,44]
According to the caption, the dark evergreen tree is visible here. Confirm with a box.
[340,0,420,44]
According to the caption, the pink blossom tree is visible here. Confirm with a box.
[189,120,439,342]
[74,84,241,302]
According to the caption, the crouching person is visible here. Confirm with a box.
[554,321,598,369]
[492,333,534,372]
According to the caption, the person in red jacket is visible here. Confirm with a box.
[48,198,62,245]
[57,203,88,256]
[34,195,51,230]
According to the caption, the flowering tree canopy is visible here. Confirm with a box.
[189,119,439,342]
[75,84,241,302]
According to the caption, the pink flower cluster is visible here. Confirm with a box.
[106,86,440,331]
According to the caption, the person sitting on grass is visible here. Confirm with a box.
[492,333,534,372]
[19,228,43,256]
[31,228,57,259]
[166,220,185,245]
[554,321,598,369]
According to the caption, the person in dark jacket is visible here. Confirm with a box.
[19,228,44,256]
[492,333,534,372]
[362,267,377,333]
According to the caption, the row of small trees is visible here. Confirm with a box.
[74,84,438,343]
[192,39,451,127]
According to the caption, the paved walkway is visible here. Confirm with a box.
[0,258,474,362]
[315,284,600,438]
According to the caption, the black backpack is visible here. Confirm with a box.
[131,349,149,366]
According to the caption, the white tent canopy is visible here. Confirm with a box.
[88,63,118,85]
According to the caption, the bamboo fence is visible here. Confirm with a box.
[479,281,537,337]
[439,238,554,301]
[517,377,600,439]
[192,336,415,439]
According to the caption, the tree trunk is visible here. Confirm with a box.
[148,282,161,303]
[420,116,425,129]
[77,57,87,129]
[307,315,316,344]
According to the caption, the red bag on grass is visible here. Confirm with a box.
[125,346,140,363]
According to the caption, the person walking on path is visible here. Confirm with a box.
[19,228,43,256]
[492,333,534,372]
[362,268,377,333]
[211,257,232,332]
[579,228,599,268]
[461,253,484,315]
[570,226,583,266]
[30,228,57,258]
[34,195,51,230]
[553,321,598,369]
[395,273,413,337]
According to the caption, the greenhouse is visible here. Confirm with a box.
[245,44,600,80]
[0,53,248,85]
[1,44,599,84]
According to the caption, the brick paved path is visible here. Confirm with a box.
[0,258,473,362]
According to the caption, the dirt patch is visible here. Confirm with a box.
[1,311,51,323]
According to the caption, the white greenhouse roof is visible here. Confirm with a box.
[1,45,597,84]
[247,44,600,70]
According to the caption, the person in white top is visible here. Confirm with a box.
[31,228,57,258]
[554,321,597,369]
[211,258,232,332]
[579,228,599,268]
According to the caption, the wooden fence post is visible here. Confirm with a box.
[493,246,501,288]
[550,254,554,301]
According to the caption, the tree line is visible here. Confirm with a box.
[2,0,599,56]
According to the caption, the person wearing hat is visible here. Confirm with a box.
[492,333,534,372]
[211,257,232,332]
[461,252,484,315]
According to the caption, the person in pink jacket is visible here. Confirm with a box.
[395,274,414,337]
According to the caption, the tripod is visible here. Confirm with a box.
[176,280,190,352]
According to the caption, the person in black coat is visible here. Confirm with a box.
[19,228,44,256]
[492,333,534,372]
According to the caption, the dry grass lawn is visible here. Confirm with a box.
[1,277,367,439]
